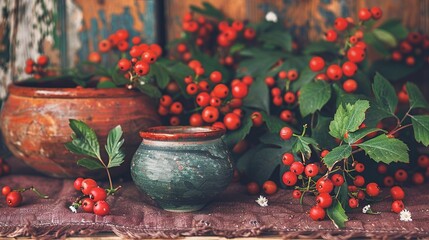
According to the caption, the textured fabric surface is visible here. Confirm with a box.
[0,158,429,239]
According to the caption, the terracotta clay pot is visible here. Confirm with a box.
[131,126,233,212]
[0,80,161,178]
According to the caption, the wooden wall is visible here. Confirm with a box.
[165,0,429,42]
[0,0,158,98]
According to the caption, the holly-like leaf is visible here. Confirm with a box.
[111,70,129,86]
[65,119,101,160]
[261,111,288,133]
[311,115,337,149]
[292,136,319,159]
[96,81,117,88]
[258,31,292,52]
[327,200,348,228]
[378,19,408,39]
[237,49,282,77]
[151,62,170,89]
[406,82,429,110]
[303,41,340,55]
[77,158,104,170]
[189,2,224,20]
[290,67,318,92]
[329,100,370,140]
[224,117,253,147]
[357,134,409,164]
[136,83,162,99]
[372,29,397,48]
[106,125,125,168]
[410,115,429,147]
[364,32,390,56]
[369,60,423,82]
[242,77,270,113]
[299,80,331,117]
[346,128,385,144]
[322,145,352,169]
[372,72,398,116]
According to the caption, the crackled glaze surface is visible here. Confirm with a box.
[0,83,161,178]
[131,126,233,212]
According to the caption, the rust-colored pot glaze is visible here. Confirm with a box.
[0,81,161,178]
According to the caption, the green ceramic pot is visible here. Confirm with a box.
[131,126,233,212]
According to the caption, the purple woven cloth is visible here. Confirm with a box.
[0,158,428,239]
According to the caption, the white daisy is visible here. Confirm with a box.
[399,209,412,222]
[265,11,278,23]
[362,204,371,214]
[256,195,268,207]
[69,205,77,213]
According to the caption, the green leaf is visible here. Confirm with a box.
[292,136,319,159]
[369,59,423,82]
[65,119,100,160]
[322,145,352,169]
[311,115,337,149]
[290,67,318,92]
[230,43,245,54]
[136,83,162,99]
[224,117,253,147]
[357,134,409,164]
[364,32,390,56]
[327,200,348,228]
[372,29,397,48]
[163,61,194,98]
[257,31,292,52]
[406,82,429,110]
[372,72,398,116]
[299,80,331,117]
[237,48,283,77]
[410,115,429,147]
[151,62,170,88]
[96,81,117,88]
[189,2,224,20]
[242,77,270,113]
[303,41,340,55]
[77,158,104,170]
[329,100,370,140]
[192,50,231,81]
[346,128,385,144]
[260,112,288,133]
[106,125,125,168]
[378,19,408,39]
[111,70,128,86]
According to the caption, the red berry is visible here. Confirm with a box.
[247,182,260,195]
[325,30,338,42]
[160,95,173,107]
[278,70,288,79]
[355,41,367,51]
[134,61,150,76]
[74,177,84,191]
[348,197,359,208]
[88,52,101,63]
[354,163,365,173]
[390,186,405,200]
[265,76,276,87]
[272,95,283,106]
[212,84,229,99]
[407,32,423,45]
[366,182,380,197]
[309,56,325,72]
[283,91,296,104]
[169,102,183,115]
[358,8,372,21]
[210,97,222,107]
[196,92,211,107]
[391,200,404,213]
[149,44,162,57]
[243,28,256,40]
[290,161,305,175]
[331,173,345,186]
[279,127,293,140]
[232,20,244,31]
[282,153,295,166]
[305,163,319,177]
[82,198,95,213]
[280,110,293,123]
[287,69,299,81]
[384,176,395,187]
[131,36,141,45]
[212,121,226,130]
[89,187,107,202]
[316,178,334,193]
[418,155,429,168]
[118,58,132,71]
[334,17,348,31]
[37,55,49,67]
[347,47,366,63]
[405,56,415,66]
[6,191,23,207]
[353,175,365,187]
[202,106,220,123]
[189,113,203,126]
[377,163,388,174]
[231,82,248,99]
[242,76,254,86]
[343,79,358,93]
[412,172,425,185]
[93,200,110,216]
[117,40,129,52]
[271,87,281,96]
[98,39,111,52]
[392,51,402,61]
[309,205,326,221]
[198,80,210,92]
[326,64,343,81]
[251,112,264,127]
[342,61,358,77]
[2,186,12,196]
[223,113,241,131]
[292,190,302,199]
[210,71,222,83]
[262,180,277,195]
[186,83,199,95]
[316,192,333,208]
[176,43,187,53]
[282,171,298,186]
[370,6,383,20]
[315,73,328,81]
[394,169,408,182]
[321,150,330,158]
[81,178,97,195]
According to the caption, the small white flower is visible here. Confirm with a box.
[69,205,77,213]
[256,195,268,207]
[265,11,278,23]
[362,204,371,214]
[399,209,412,222]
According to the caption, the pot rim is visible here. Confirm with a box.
[140,126,226,141]
[8,83,142,99]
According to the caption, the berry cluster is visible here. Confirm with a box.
[24,55,54,79]
[158,62,252,129]
[0,157,10,177]
[390,32,429,66]
[70,178,111,216]
[377,154,428,187]
[264,69,299,123]
[1,185,48,207]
